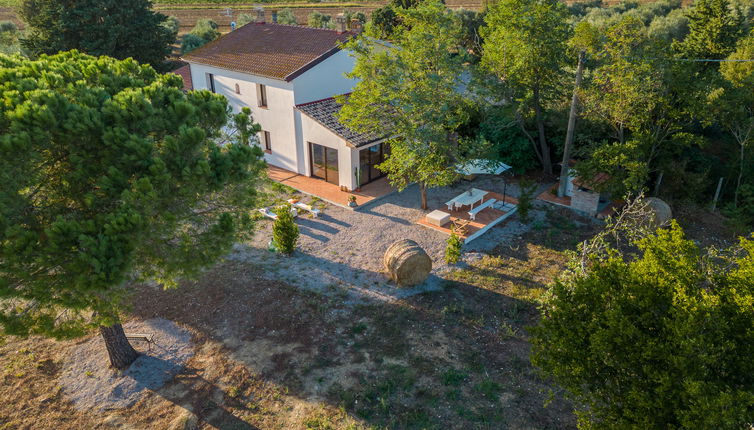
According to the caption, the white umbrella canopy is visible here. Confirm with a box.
[456,159,512,176]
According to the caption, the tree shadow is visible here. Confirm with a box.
[146,362,260,430]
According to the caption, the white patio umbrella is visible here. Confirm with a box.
[456,159,512,176]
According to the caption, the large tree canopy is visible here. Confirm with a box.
[339,0,487,209]
[0,52,265,364]
[20,0,175,69]
[532,222,754,428]
[480,0,571,175]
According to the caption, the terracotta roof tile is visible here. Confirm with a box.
[297,95,384,148]
[171,62,193,91]
[182,23,354,81]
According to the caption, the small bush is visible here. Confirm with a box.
[237,13,254,27]
[517,179,538,223]
[445,230,462,264]
[273,204,298,255]
[190,19,220,42]
[278,8,298,25]
[181,33,206,54]
[308,11,333,29]
[163,16,180,39]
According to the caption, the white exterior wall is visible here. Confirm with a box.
[292,50,358,105]
[299,112,357,190]
[186,52,359,183]
[186,62,303,174]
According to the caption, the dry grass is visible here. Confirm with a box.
[0,205,605,429]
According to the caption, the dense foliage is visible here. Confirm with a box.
[340,0,495,208]
[532,223,754,428]
[0,51,266,338]
[20,0,175,70]
[356,0,754,229]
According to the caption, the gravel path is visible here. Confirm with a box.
[60,319,193,411]
[230,177,541,303]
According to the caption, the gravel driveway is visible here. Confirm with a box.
[230,176,539,303]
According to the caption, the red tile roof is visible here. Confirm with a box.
[171,62,193,91]
[182,23,355,81]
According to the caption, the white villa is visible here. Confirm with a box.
[182,12,389,192]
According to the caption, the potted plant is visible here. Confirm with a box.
[347,195,357,207]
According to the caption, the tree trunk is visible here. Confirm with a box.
[533,86,552,176]
[100,323,139,369]
[420,183,428,210]
[558,50,586,198]
[735,141,745,207]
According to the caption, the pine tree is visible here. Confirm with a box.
[0,51,266,369]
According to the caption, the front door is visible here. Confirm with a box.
[309,142,339,185]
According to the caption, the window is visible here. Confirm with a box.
[257,84,268,108]
[206,73,215,93]
[261,130,271,152]
[235,83,241,94]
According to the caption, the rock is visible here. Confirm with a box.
[645,197,672,228]
[383,239,432,286]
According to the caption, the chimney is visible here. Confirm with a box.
[350,18,362,34]
[271,9,278,23]
[335,13,347,34]
[255,7,265,24]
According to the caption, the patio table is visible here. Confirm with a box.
[451,188,487,210]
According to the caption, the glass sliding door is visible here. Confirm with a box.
[325,147,339,185]
[309,142,339,185]
[358,142,390,186]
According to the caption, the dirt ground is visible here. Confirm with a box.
[0,182,737,429]
[0,202,600,430]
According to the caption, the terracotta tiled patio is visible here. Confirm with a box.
[267,165,395,208]
[417,191,519,243]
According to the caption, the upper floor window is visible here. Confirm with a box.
[235,83,241,94]
[257,84,268,108]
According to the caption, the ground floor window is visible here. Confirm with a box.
[261,130,271,152]
[309,142,339,185]
[358,142,390,187]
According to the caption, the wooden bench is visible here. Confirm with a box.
[468,198,496,220]
[125,333,155,351]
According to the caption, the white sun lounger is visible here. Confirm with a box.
[258,207,298,220]
[287,199,321,217]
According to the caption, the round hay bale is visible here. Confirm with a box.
[383,239,432,287]
[645,197,672,228]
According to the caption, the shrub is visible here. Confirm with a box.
[445,230,462,264]
[307,11,333,29]
[273,204,299,255]
[237,13,254,27]
[163,16,180,39]
[277,8,298,25]
[190,19,220,42]
[181,33,206,55]
[517,179,538,223]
